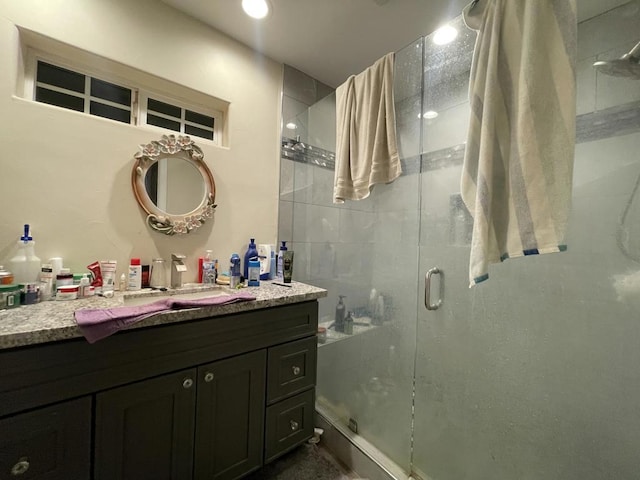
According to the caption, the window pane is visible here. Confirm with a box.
[185,124,214,141]
[185,110,214,128]
[147,98,181,118]
[147,113,180,131]
[36,87,84,111]
[90,101,131,124]
[37,61,85,93]
[91,78,131,106]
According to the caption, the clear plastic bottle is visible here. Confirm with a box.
[202,250,217,285]
[10,225,41,285]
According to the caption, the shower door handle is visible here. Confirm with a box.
[425,267,444,311]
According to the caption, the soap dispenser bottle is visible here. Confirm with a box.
[335,295,346,333]
[10,224,41,284]
[276,241,287,282]
[243,239,258,280]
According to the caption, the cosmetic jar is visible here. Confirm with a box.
[56,285,79,301]
[0,266,14,285]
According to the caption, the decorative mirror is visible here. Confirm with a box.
[131,134,216,235]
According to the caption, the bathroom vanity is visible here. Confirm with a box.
[0,282,326,480]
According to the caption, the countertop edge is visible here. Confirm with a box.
[0,282,327,350]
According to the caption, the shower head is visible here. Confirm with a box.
[593,41,640,79]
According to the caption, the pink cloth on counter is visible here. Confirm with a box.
[74,292,256,344]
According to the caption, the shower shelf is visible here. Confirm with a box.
[318,316,384,346]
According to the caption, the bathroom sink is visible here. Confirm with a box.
[122,287,231,307]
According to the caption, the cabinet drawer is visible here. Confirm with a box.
[266,336,317,404]
[264,389,315,463]
[0,396,92,480]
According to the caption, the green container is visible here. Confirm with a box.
[0,284,21,309]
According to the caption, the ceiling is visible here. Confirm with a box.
[161,0,632,88]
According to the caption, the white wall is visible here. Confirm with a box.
[0,0,282,280]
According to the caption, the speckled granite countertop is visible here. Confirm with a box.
[0,281,326,350]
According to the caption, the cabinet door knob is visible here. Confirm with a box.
[204,372,214,382]
[11,458,30,476]
[290,420,299,431]
[182,378,194,389]
[292,366,301,375]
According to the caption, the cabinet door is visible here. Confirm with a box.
[95,368,197,480]
[0,397,91,480]
[194,350,266,480]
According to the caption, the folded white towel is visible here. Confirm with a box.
[334,52,401,203]
[462,0,577,286]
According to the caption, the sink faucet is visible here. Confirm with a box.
[171,253,187,288]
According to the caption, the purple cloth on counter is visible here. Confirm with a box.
[74,292,256,344]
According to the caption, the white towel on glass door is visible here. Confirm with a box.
[333,52,401,203]
[461,0,577,287]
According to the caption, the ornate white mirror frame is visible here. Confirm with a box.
[131,134,217,235]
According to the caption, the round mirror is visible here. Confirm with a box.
[132,135,216,235]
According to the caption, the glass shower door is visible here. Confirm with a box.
[412,3,640,479]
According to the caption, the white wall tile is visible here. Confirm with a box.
[577,56,597,115]
[292,203,340,243]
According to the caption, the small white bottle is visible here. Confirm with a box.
[128,258,142,291]
[79,274,91,298]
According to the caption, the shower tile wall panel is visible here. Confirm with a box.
[394,38,423,102]
[278,200,293,244]
[422,102,470,154]
[280,158,294,200]
[576,56,598,115]
[594,40,640,110]
[283,64,330,106]
[292,203,340,244]
[395,94,423,160]
[308,93,336,152]
[577,2,640,60]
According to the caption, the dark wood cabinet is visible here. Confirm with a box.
[194,350,266,480]
[0,397,92,480]
[95,368,198,480]
[0,301,318,480]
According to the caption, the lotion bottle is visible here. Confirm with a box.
[243,239,258,280]
[128,258,142,291]
[335,295,346,332]
[276,241,287,282]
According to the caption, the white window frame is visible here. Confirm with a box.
[139,91,221,144]
[25,51,137,125]
[23,48,223,145]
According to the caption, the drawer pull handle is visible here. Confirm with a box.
[290,420,299,431]
[204,372,214,382]
[292,366,301,375]
[11,458,30,476]
[182,378,194,389]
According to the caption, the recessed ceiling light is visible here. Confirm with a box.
[423,110,439,119]
[242,0,270,19]
[286,122,297,130]
[432,25,458,45]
